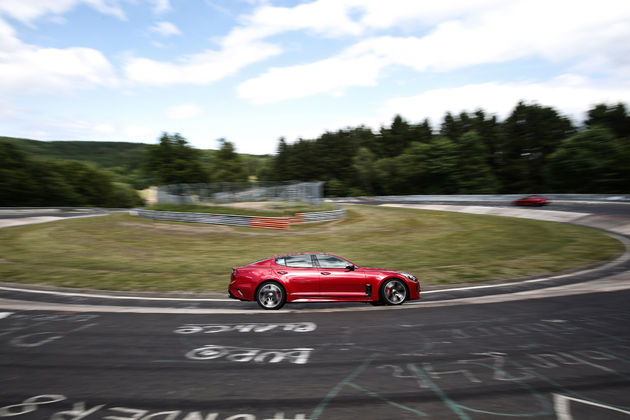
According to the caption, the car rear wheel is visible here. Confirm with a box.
[380,279,407,305]
[256,281,286,310]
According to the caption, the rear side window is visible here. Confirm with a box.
[276,255,314,268]
[315,254,350,269]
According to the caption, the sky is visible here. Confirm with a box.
[1,0,630,155]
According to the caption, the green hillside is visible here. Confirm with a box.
[0,136,272,189]
[0,136,149,169]
[1,136,153,189]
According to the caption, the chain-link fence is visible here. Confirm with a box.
[157,181,325,205]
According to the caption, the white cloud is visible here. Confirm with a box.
[236,0,630,103]
[379,76,630,127]
[165,104,203,120]
[150,21,180,37]
[237,53,385,103]
[0,19,117,93]
[149,0,171,15]
[124,40,281,85]
[229,0,365,41]
[0,0,126,23]
[122,0,372,87]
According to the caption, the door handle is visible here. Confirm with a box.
[277,271,287,275]
[321,272,331,275]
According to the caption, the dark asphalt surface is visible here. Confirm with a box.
[1,204,629,419]
[1,290,629,419]
[344,199,630,218]
[0,209,112,219]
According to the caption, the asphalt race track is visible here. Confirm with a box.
[1,203,629,420]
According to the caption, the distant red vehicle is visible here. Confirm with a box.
[513,195,550,206]
[229,253,421,310]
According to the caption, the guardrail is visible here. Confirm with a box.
[332,194,630,203]
[296,209,346,223]
[131,207,345,230]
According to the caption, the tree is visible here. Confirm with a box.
[439,110,501,179]
[314,130,359,184]
[144,133,208,185]
[456,131,499,193]
[0,141,36,205]
[499,102,575,192]
[410,119,433,144]
[419,137,459,194]
[212,139,249,183]
[0,142,81,206]
[56,161,115,206]
[324,179,347,197]
[352,147,377,195]
[440,112,466,141]
[379,115,414,158]
[0,141,142,207]
[270,138,291,181]
[585,103,630,138]
[471,110,502,174]
[387,142,427,194]
[546,127,630,192]
[377,138,459,195]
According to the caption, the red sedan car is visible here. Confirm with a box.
[513,195,550,206]
[229,253,421,310]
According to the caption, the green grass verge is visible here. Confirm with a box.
[0,205,623,292]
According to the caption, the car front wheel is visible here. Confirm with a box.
[256,281,286,310]
[380,279,407,305]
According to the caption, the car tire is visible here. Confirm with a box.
[256,281,286,310]
[380,278,408,306]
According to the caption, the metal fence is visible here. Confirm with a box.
[298,208,346,223]
[157,181,325,205]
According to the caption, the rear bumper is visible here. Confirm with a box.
[228,287,250,301]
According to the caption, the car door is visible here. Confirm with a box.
[315,254,367,299]
[273,255,320,298]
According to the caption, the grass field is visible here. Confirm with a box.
[0,205,623,292]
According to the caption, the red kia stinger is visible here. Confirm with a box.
[513,195,550,206]
[229,253,421,310]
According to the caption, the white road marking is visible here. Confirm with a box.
[0,286,231,302]
[553,393,630,419]
[0,312,13,320]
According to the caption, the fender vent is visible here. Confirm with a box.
[366,284,372,297]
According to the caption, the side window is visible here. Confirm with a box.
[316,255,350,269]
[283,255,314,268]
[275,257,286,266]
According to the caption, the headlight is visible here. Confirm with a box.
[401,272,418,282]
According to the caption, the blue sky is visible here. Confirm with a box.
[1,0,629,155]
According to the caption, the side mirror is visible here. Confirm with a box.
[345,265,355,271]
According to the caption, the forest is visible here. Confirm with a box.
[262,102,630,196]
[1,101,629,207]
